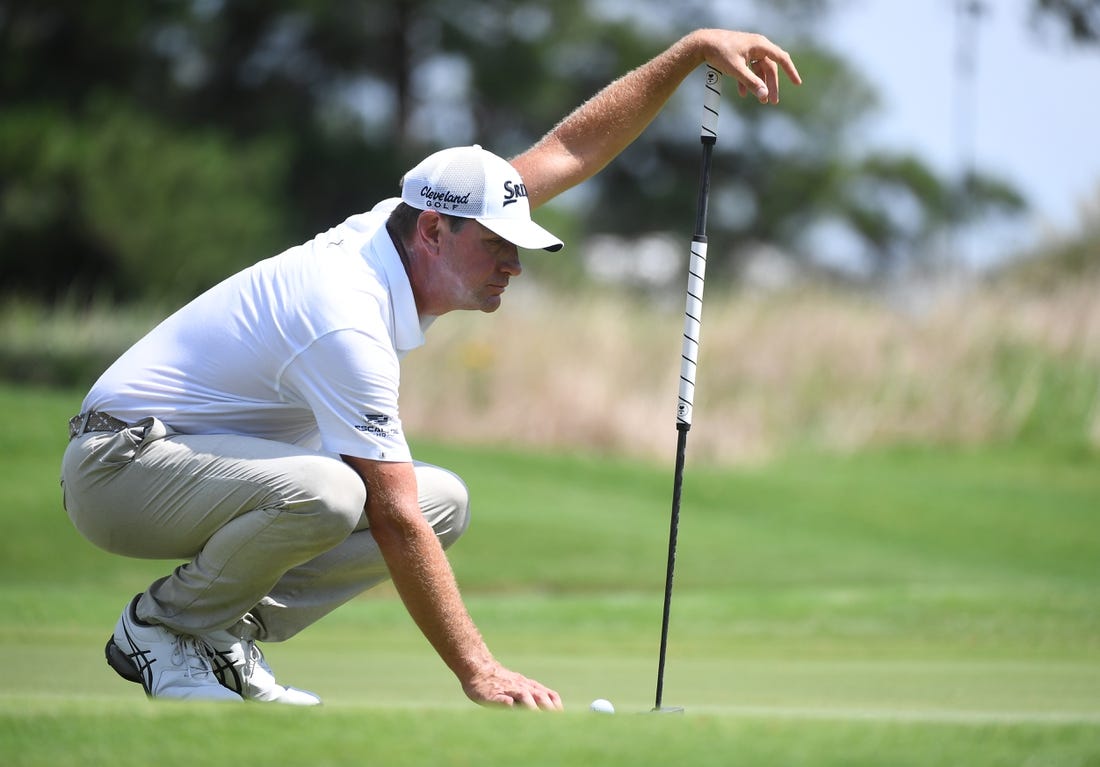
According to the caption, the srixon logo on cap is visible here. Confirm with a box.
[502,179,528,207]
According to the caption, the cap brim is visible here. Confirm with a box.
[478,217,564,252]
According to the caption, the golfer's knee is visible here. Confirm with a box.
[418,465,470,550]
[294,458,366,544]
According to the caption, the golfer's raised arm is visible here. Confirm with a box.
[512,28,801,209]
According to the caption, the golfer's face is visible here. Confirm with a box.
[440,220,522,313]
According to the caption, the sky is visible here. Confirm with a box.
[823,0,1100,264]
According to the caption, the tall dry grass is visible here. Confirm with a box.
[399,277,1100,464]
[5,276,1096,465]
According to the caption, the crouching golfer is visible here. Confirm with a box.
[60,28,799,708]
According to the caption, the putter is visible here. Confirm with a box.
[652,64,722,715]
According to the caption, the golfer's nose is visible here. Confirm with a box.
[501,248,522,276]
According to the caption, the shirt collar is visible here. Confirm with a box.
[368,203,425,354]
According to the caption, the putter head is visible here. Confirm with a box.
[650,705,685,714]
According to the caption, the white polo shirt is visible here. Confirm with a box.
[83,199,426,462]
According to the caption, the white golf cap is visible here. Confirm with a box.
[400,145,564,252]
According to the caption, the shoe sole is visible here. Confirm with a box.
[105,636,144,686]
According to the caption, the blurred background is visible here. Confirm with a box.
[2,0,1098,463]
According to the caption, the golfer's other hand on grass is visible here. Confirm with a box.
[464,663,564,711]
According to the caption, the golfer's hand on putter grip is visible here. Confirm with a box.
[463,662,564,711]
[697,29,802,103]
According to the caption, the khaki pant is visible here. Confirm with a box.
[61,417,469,642]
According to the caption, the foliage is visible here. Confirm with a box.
[1033,0,1100,41]
[0,297,162,387]
[0,0,1026,303]
[0,101,291,301]
[993,191,1100,288]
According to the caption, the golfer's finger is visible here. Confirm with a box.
[731,58,769,101]
[534,687,564,711]
[747,58,775,104]
[763,59,781,104]
[514,689,539,710]
[771,45,802,86]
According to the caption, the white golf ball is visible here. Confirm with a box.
[589,698,615,714]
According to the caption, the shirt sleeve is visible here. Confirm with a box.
[280,328,411,462]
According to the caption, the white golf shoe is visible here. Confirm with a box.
[204,630,322,706]
[105,595,242,702]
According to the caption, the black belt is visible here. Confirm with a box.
[69,411,130,440]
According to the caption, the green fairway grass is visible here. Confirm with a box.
[2,384,1098,766]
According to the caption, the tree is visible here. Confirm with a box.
[0,0,1025,302]
[1033,0,1100,41]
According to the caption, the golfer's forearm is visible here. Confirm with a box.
[345,456,495,682]
[514,31,708,207]
[371,513,494,681]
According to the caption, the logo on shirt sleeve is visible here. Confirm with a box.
[355,413,401,438]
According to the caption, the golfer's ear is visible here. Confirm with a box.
[415,210,444,253]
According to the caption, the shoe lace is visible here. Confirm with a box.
[241,638,262,682]
[171,634,216,680]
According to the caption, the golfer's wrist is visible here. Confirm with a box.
[681,29,720,68]
[450,643,497,683]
